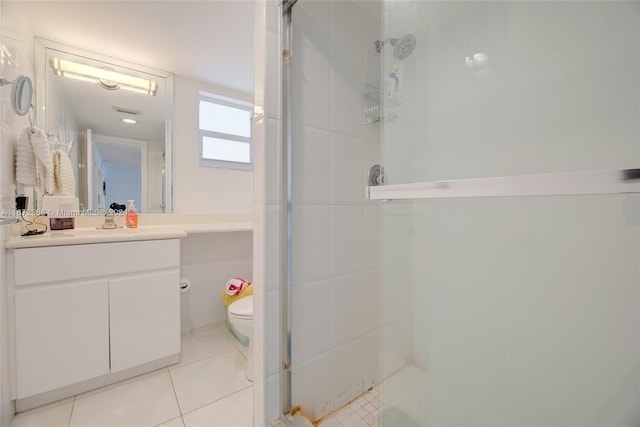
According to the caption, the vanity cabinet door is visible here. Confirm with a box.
[14,280,110,398]
[109,269,180,373]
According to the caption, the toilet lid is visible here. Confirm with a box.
[228,295,253,317]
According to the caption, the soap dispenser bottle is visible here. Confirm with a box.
[125,200,138,229]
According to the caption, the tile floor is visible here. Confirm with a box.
[316,386,379,427]
[10,323,253,427]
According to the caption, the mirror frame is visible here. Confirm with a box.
[33,37,173,212]
[12,75,33,116]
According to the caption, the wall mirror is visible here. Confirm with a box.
[34,37,173,213]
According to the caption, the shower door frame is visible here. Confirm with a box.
[280,0,298,417]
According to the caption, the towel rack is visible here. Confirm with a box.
[367,168,640,200]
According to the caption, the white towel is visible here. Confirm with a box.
[52,150,75,195]
[15,127,37,187]
[30,127,53,194]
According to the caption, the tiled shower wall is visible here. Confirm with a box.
[288,1,381,421]
[254,0,382,424]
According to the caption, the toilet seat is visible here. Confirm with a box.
[228,295,253,318]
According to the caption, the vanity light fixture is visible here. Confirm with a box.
[49,57,158,96]
[122,118,137,124]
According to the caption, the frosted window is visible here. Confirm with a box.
[199,100,251,137]
[202,137,250,164]
[198,93,252,168]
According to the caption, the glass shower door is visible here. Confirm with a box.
[376,2,640,426]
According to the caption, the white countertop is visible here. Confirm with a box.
[5,214,253,249]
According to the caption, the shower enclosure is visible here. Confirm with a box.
[279,1,640,425]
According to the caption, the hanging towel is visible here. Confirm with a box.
[30,127,53,194]
[15,127,37,188]
[52,150,75,195]
[225,277,251,296]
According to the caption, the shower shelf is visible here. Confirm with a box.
[363,105,398,125]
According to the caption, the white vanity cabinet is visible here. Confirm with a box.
[10,239,181,408]
[14,279,110,399]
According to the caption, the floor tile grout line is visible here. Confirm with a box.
[167,367,184,417]
[66,396,76,427]
[74,367,170,403]
[178,384,253,418]
[169,346,241,372]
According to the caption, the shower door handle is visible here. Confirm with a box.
[622,169,640,180]
[368,168,640,201]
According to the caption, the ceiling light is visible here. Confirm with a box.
[122,118,137,124]
[49,57,158,96]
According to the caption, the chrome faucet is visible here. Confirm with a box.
[97,209,122,229]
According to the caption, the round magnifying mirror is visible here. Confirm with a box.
[11,75,33,116]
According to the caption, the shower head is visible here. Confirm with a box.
[393,34,416,60]
[374,34,416,60]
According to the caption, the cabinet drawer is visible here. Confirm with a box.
[14,239,180,286]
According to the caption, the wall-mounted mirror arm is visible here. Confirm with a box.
[1,74,35,127]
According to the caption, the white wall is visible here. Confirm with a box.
[0,1,34,424]
[172,75,253,214]
[179,232,252,332]
[380,2,640,426]
[103,162,141,209]
[278,1,382,421]
[252,0,283,423]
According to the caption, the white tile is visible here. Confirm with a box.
[157,417,184,427]
[253,118,267,205]
[363,269,380,333]
[292,353,332,421]
[292,205,331,285]
[332,206,364,276]
[331,0,365,70]
[265,205,281,292]
[173,325,237,368]
[331,273,364,347]
[182,388,252,427]
[10,399,73,427]
[331,339,364,411]
[292,125,331,204]
[332,69,365,140]
[295,0,331,52]
[266,31,281,120]
[266,290,281,376]
[267,373,281,424]
[363,331,380,390]
[331,134,365,204]
[70,371,180,427]
[170,350,252,414]
[292,279,331,365]
[265,118,282,204]
[381,316,412,378]
[291,45,331,130]
[363,206,380,270]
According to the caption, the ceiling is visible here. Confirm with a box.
[20,1,255,95]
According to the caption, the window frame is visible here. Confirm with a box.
[198,92,253,170]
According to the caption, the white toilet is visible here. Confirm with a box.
[228,295,253,381]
